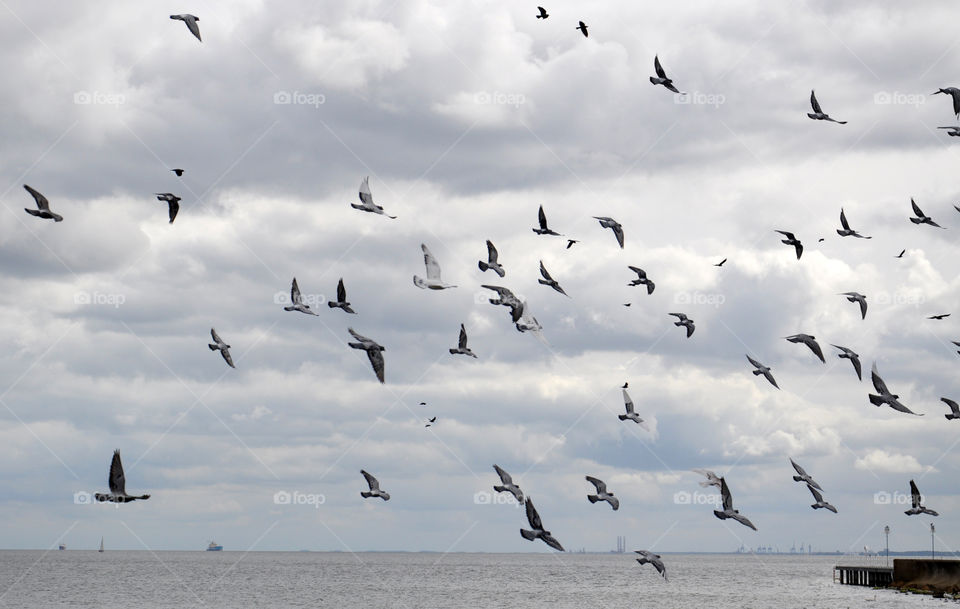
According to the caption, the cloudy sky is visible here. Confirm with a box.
[2,0,960,555]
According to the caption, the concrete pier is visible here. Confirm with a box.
[833,564,893,587]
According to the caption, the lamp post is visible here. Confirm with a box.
[884,526,890,567]
[931,523,935,560]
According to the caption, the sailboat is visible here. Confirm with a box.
[98,537,104,553]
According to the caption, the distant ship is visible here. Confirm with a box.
[206,541,223,551]
[58,544,66,551]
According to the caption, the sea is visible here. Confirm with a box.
[0,551,941,608]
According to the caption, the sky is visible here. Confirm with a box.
[1,0,960,556]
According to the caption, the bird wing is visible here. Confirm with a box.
[807,484,824,503]
[807,337,825,362]
[458,324,468,349]
[184,15,201,41]
[493,464,513,485]
[719,477,733,511]
[585,476,607,494]
[732,513,758,531]
[290,278,302,305]
[168,199,179,223]
[654,55,667,79]
[486,240,498,264]
[359,176,374,206]
[870,363,889,394]
[943,397,960,414]
[669,313,687,321]
[539,260,552,281]
[909,480,921,508]
[367,349,385,383]
[851,354,862,380]
[421,244,442,280]
[858,297,867,319]
[108,450,126,495]
[542,534,565,552]
[622,389,635,414]
[789,458,807,478]
[221,348,235,368]
[538,205,548,230]
[361,470,381,491]
[347,327,371,343]
[810,90,822,113]
[840,209,851,231]
[337,278,346,302]
[613,224,624,248]
[210,328,222,345]
[525,497,543,529]
[23,185,49,210]
[745,354,763,369]
[911,198,924,217]
[628,266,645,278]
[775,230,795,240]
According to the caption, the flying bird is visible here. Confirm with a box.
[938,126,960,137]
[593,216,624,248]
[928,313,951,320]
[627,267,655,294]
[941,397,960,420]
[715,258,727,267]
[830,345,862,380]
[932,87,960,119]
[94,450,150,503]
[576,21,588,37]
[896,249,906,258]
[449,324,477,358]
[283,278,318,316]
[425,416,436,428]
[347,328,386,383]
[635,550,667,580]
[538,261,569,297]
[478,240,505,277]
[837,209,870,238]
[520,497,565,551]
[774,230,803,259]
[692,469,722,489]
[910,199,945,228]
[413,244,457,290]
[585,476,619,510]
[170,14,201,42]
[789,458,822,491]
[806,484,837,513]
[208,328,234,369]
[807,90,846,124]
[669,313,695,338]
[532,205,562,236]
[536,6,549,19]
[839,292,867,320]
[566,240,579,249]
[351,176,396,218]
[904,480,937,516]
[869,362,922,416]
[745,354,779,389]
[327,278,356,314]
[784,334,825,363]
[23,185,62,222]
[154,193,180,223]
[650,55,684,94]
[360,470,390,501]
[170,168,184,176]
[514,301,546,343]
[713,477,757,531]
[481,285,524,322]
[618,387,649,430]
[492,465,524,503]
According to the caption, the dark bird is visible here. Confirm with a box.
[575,21,588,37]
[635,550,667,580]
[789,458,822,491]
[932,87,960,119]
[627,266,655,294]
[536,6,549,19]
[837,209,870,238]
[327,278,356,314]
[154,193,181,223]
[478,240,505,277]
[94,450,150,503]
[283,278,318,316]
[170,14,201,42]
[941,398,960,420]
[492,465,524,503]
[940,126,960,137]
[593,216,624,248]
[839,292,867,320]
[533,205,562,236]
[425,417,437,428]
[669,313,695,338]
[896,249,905,258]
[649,55,684,94]
[622,303,631,307]
[621,382,628,389]
[449,323,477,358]
[910,198,945,228]
[360,470,390,501]
[830,345,862,380]
[713,477,757,530]
[538,261,569,297]
[618,387,648,430]
[784,334,825,363]
[566,239,579,249]
[929,314,951,320]
[904,480,937,516]
[715,258,727,267]
[170,168,184,176]
[774,230,803,259]
[869,362,922,416]
[347,328,386,383]
[807,90,846,124]
[351,176,396,218]
[520,497,564,551]
[745,355,779,389]
[481,285,524,322]
[208,328,234,369]
[585,476,619,510]
[23,185,62,222]
[806,484,837,513]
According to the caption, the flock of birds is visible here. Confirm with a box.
[14,6,960,578]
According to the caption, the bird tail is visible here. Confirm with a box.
[649,77,658,85]
[713,510,726,520]
[520,529,537,541]
[135,494,150,500]
[792,475,803,482]
[327,301,337,308]
[478,261,489,272]
[379,493,390,501]
[587,495,599,504]
[412,275,427,289]
[617,414,628,421]
[360,491,373,498]
[209,344,221,351]
[868,394,884,406]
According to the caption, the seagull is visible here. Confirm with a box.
[351,176,396,219]
[692,469,722,489]
[938,126,960,137]
[806,484,837,513]
[669,313,695,338]
[360,470,390,501]
[478,240,505,277]
[520,497,564,551]
[904,479,937,516]
[784,334,825,363]
[830,345,862,380]
[566,240,579,249]
[413,244,457,290]
[449,324,477,358]
[481,285,524,322]
[869,362,922,416]
[618,388,649,430]
[170,14,201,42]
[327,278,356,314]
[627,267,655,294]
[774,230,803,259]
[746,354,779,389]
[425,416,436,427]
[208,328,234,369]
[807,90,846,124]
[932,87,960,119]
[170,168,184,176]
[896,249,906,258]
[94,450,150,503]
[941,397,960,420]
[23,185,62,222]
[839,292,867,320]
[713,477,757,531]
[536,6,549,19]
[715,258,727,267]
[593,216,624,248]
[532,205,562,236]
[635,550,668,580]
[929,313,951,320]
[283,278,318,316]
[585,476,619,510]
[576,21,588,37]
[650,55,684,94]
[910,199,945,228]
[154,193,181,223]
[837,209,870,238]
[514,301,546,343]
[538,261,569,297]
[348,328,386,383]
[789,458,822,491]
[492,465,524,503]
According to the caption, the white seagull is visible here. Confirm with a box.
[478,240,505,277]
[283,278,319,316]
[449,324,477,358]
[413,244,457,289]
[492,465,524,503]
[806,484,837,513]
[360,470,390,501]
[635,550,668,580]
[617,387,649,430]
[23,185,63,222]
[351,176,396,218]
